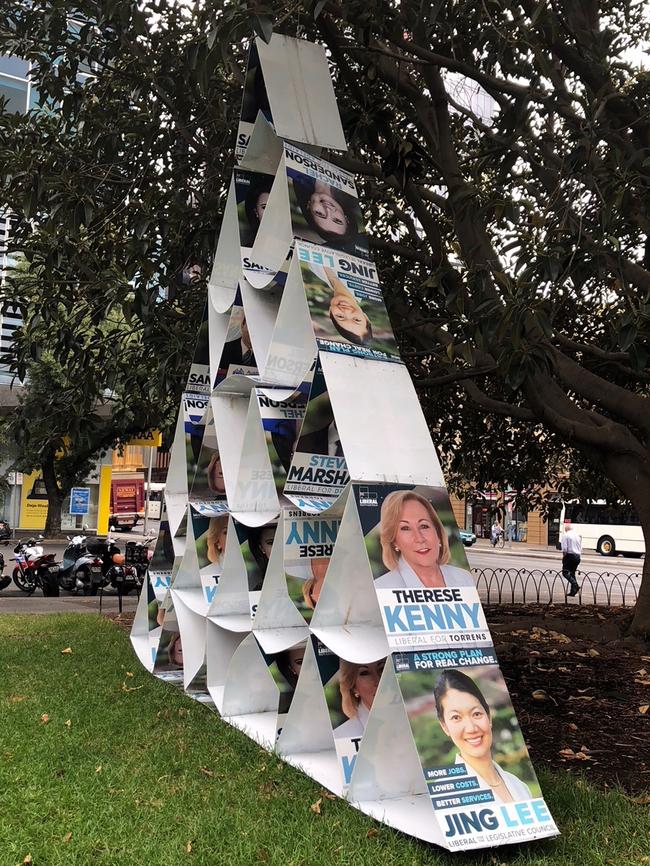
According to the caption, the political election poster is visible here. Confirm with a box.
[284,363,349,499]
[192,509,228,607]
[189,410,227,505]
[315,640,385,789]
[286,145,369,260]
[148,503,176,600]
[186,298,211,396]
[215,298,258,385]
[256,388,306,492]
[182,392,209,492]
[267,638,307,734]
[235,168,276,279]
[296,241,401,363]
[152,598,185,686]
[353,484,484,649]
[283,507,339,622]
[239,520,278,593]
[394,651,557,849]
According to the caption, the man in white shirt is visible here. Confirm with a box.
[560,523,582,597]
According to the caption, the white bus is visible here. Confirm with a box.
[560,500,644,557]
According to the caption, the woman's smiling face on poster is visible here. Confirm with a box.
[309,191,348,235]
[259,525,276,558]
[329,294,368,340]
[439,688,493,760]
[207,453,226,493]
[395,499,440,571]
[354,660,385,710]
[255,191,269,222]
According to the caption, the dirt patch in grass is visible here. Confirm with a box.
[486,604,649,797]
[106,605,649,797]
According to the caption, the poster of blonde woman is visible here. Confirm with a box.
[283,508,340,622]
[355,484,473,590]
[192,510,229,607]
[317,640,386,788]
[296,242,401,362]
[354,484,486,650]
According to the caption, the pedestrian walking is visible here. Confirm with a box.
[560,523,581,596]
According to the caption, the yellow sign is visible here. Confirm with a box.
[19,470,49,530]
[96,465,112,535]
[128,430,162,447]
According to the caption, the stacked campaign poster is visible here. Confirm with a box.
[131,32,557,852]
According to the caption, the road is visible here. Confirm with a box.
[465,542,642,606]
[0,526,155,613]
[0,534,642,612]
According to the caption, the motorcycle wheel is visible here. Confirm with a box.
[0,575,11,591]
[40,570,60,597]
[76,569,95,596]
[13,566,36,593]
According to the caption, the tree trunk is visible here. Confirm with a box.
[601,452,650,638]
[41,452,64,538]
[632,555,650,638]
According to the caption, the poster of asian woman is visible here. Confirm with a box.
[394,651,556,849]
[296,241,401,363]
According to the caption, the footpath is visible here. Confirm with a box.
[468,538,631,566]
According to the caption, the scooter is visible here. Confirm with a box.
[87,536,138,594]
[58,535,105,595]
[12,537,60,596]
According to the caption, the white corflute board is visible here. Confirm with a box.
[129,33,558,853]
[256,35,346,152]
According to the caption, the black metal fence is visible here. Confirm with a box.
[472,567,640,606]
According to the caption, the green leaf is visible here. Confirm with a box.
[252,15,273,44]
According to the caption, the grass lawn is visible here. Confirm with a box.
[1,614,648,866]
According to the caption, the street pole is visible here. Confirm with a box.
[143,446,154,537]
[13,473,20,538]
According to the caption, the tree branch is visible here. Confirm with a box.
[461,380,536,420]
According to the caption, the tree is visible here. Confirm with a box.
[0,0,240,529]
[277,0,650,635]
[3,1,650,634]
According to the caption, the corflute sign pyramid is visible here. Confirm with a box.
[131,34,558,851]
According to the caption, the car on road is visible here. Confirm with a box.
[459,529,477,547]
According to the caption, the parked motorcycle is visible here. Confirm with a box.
[124,537,155,590]
[87,536,138,594]
[0,519,11,542]
[12,537,60,596]
[58,535,105,595]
